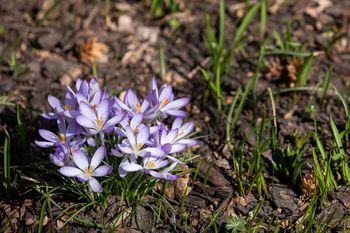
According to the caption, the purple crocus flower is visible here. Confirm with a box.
[35,117,77,148]
[119,155,178,180]
[42,91,80,119]
[170,118,197,146]
[115,113,144,137]
[146,162,179,180]
[117,125,165,158]
[59,146,112,192]
[149,121,196,156]
[49,147,68,167]
[149,78,190,118]
[76,99,125,135]
[69,78,100,101]
[115,89,156,118]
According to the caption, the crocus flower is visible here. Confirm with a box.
[69,78,100,101]
[59,146,112,192]
[49,147,68,167]
[76,99,125,134]
[170,118,197,146]
[42,91,80,119]
[149,121,196,156]
[146,162,179,180]
[115,89,156,117]
[117,125,165,158]
[35,117,77,148]
[149,78,190,118]
[115,113,144,137]
[119,155,178,180]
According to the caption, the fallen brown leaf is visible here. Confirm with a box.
[78,38,110,63]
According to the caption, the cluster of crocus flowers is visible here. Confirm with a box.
[36,77,196,192]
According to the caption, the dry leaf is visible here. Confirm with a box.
[78,38,110,63]
[300,172,317,196]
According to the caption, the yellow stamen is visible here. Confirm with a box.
[176,131,184,139]
[57,133,65,142]
[145,159,156,169]
[64,104,71,110]
[135,143,142,153]
[96,117,103,129]
[159,98,169,109]
[86,167,93,176]
[136,102,141,112]
[69,148,74,156]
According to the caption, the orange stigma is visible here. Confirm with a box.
[64,104,71,110]
[57,133,65,142]
[136,102,141,112]
[159,98,169,109]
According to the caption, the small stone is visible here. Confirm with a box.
[136,26,159,44]
[118,15,134,33]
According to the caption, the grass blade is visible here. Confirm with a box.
[233,3,260,49]
[3,127,10,190]
[320,65,333,103]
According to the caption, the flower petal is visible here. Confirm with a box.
[48,95,61,109]
[125,126,136,147]
[161,98,190,111]
[76,172,89,182]
[72,150,89,171]
[49,154,65,167]
[97,99,109,123]
[93,165,112,177]
[115,98,131,112]
[164,109,187,118]
[148,170,178,180]
[76,115,96,129]
[111,148,123,157]
[137,125,150,145]
[151,77,158,96]
[165,129,178,144]
[130,113,143,130]
[159,86,173,102]
[177,139,198,146]
[35,140,54,148]
[169,144,187,153]
[65,121,77,138]
[39,129,58,142]
[59,166,82,177]
[89,177,102,192]
[41,112,57,120]
[125,90,139,108]
[102,113,125,132]
[171,118,183,130]
[118,144,134,154]
[118,166,128,178]
[79,102,96,120]
[64,110,80,118]
[121,163,143,172]
[90,146,105,169]
[143,147,165,157]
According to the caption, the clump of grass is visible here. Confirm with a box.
[201,0,261,112]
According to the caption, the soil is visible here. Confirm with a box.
[1,0,350,232]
